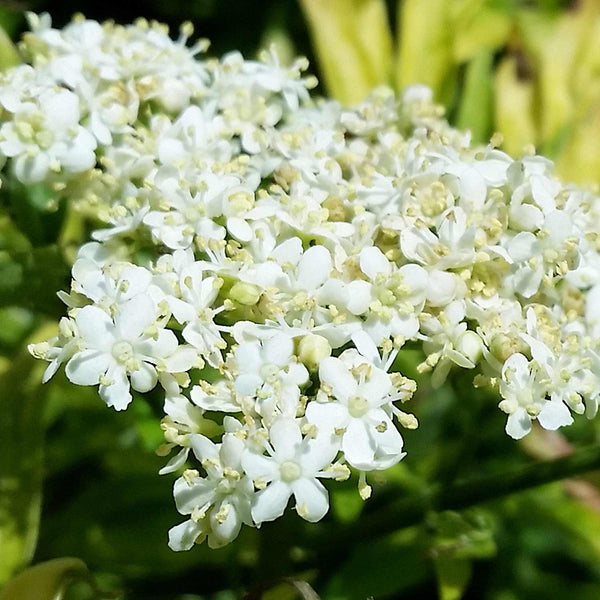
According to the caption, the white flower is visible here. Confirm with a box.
[499,353,572,440]
[232,333,308,420]
[307,355,405,470]
[242,418,339,524]
[358,246,428,344]
[0,88,96,183]
[65,295,196,409]
[169,433,254,550]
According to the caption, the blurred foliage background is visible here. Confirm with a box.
[2,1,600,599]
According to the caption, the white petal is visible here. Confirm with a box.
[342,419,376,469]
[159,447,190,475]
[305,401,349,433]
[270,418,302,459]
[426,271,459,307]
[264,333,293,365]
[168,519,204,551]
[359,368,392,405]
[209,501,242,547]
[65,349,111,386]
[319,357,357,402]
[235,373,263,396]
[115,295,155,340]
[75,305,114,349]
[138,329,179,360]
[351,330,379,364]
[296,246,331,290]
[191,385,240,412]
[242,451,279,481]
[189,434,219,463]
[272,237,303,265]
[251,480,291,524]
[99,366,131,410]
[220,434,245,468]
[162,347,198,372]
[173,475,215,513]
[360,246,390,280]
[537,401,573,430]
[505,408,532,440]
[346,280,372,315]
[510,203,543,231]
[130,362,157,392]
[14,153,50,184]
[291,478,329,522]
[227,216,252,242]
[507,232,537,262]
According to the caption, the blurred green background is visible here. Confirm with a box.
[1,1,600,599]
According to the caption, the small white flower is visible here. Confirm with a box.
[169,433,254,550]
[65,295,196,410]
[308,355,405,470]
[242,418,339,524]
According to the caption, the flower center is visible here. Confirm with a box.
[348,395,369,418]
[280,460,301,482]
[112,340,134,363]
[516,388,533,407]
[260,363,280,384]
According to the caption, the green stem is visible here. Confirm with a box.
[305,443,600,563]
[0,326,55,584]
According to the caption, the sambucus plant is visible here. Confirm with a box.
[0,13,598,560]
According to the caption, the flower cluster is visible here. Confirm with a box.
[9,13,600,549]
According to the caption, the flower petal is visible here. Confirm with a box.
[251,480,291,524]
[291,478,329,522]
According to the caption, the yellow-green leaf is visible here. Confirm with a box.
[493,55,537,157]
[517,4,599,145]
[555,102,600,186]
[301,0,393,105]
[451,1,512,63]
[0,26,19,71]
[0,558,93,600]
[456,50,494,143]
[396,0,456,106]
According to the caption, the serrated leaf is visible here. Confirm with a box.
[301,0,393,105]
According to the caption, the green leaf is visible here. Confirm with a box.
[455,50,494,143]
[0,558,112,600]
[0,325,56,583]
[300,0,393,104]
[493,55,537,156]
[396,0,457,106]
[427,510,497,562]
[451,1,512,63]
[0,25,20,71]
[434,557,471,600]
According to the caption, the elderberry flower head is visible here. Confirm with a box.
[14,12,600,550]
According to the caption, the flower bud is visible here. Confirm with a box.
[229,282,261,306]
[298,334,331,370]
